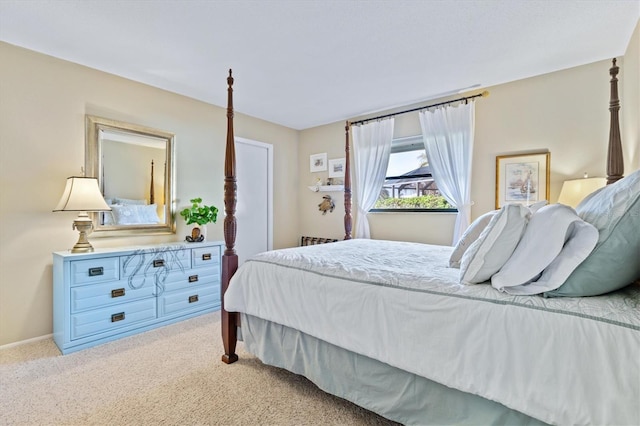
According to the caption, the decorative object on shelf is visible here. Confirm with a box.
[495,152,550,209]
[179,197,218,242]
[328,157,346,178]
[53,175,112,253]
[310,152,327,172]
[557,173,606,208]
[318,195,335,215]
[314,178,323,192]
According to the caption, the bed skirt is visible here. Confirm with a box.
[240,314,547,426]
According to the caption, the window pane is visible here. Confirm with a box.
[374,145,454,210]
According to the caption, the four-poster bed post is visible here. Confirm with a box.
[344,121,352,240]
[220,58,625,364]
[221,69,239,364]
[149,160,155,205]
[607,58,624,185]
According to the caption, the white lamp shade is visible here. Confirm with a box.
[53,177,111,212]
[557,177,606,208]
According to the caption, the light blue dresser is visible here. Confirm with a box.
[52,241,223,354]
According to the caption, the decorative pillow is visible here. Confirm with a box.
[459,204,530,285]
[576,169,640,242]
[545,179,640,297]
[449,211,497,268]
[492,204,584,290]
[494,220,598,295]
[137,204,161,224]
[110,204,142,225]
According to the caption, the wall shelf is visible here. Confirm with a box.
[308,185,344,192]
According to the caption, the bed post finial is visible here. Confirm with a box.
[344,121,352,240]
[222,68,239,364]
[606,58,623,185]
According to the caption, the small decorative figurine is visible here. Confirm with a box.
[318,195,335,215]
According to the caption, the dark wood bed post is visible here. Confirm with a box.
[221,69,239,364]
[149,160,155,205]
[344,121,352,240]
[607,58,624,185]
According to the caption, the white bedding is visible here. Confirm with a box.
[224,239,640,425]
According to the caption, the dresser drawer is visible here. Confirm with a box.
[162,266,220,294]
[70,298,157,340]
[70,280,155,313]
[121,248,190,278]
[71,257,119,286]
[158,284,219,317]
[192,246,221,268]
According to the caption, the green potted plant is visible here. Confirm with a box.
[179,197,218,242]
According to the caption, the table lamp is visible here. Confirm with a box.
[53,176,111,253]
[557,173,606,208]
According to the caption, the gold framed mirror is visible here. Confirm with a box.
[85,115,176,237]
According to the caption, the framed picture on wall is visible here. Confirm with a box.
[328,158,346,178]
[495,151,550,209]
[310,153,327,173]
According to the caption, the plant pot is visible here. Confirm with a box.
[186,224,206,242]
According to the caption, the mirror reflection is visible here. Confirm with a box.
[85,116,176,236]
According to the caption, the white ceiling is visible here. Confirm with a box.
[1,1,638,130]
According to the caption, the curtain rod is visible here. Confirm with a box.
[350,90,489,126]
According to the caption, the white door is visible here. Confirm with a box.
[235,137,273,265]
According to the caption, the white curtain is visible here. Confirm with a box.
[419,102,475,245]
[352,118,394,238]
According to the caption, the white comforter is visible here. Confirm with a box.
[225,239,640,425]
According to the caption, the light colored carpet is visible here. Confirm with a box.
[0,311,398,425]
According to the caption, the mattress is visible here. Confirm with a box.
[225,239,640,425]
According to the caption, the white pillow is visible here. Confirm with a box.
[527,200,548,214]
[494,220,598,295]
[111,205,142,225]
[111,204,160,225]
[138,204,161,224]
[491,204,582,290]
[449,211,497,268]
[459,204,530,285]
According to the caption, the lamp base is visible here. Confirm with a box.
[72,214,94,253]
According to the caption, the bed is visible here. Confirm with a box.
[219,61,640,425]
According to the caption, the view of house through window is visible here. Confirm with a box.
[373,136,455,211]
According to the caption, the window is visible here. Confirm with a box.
[372,136,456,212]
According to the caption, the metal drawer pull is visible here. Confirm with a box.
[111,288,125,298]
[88,267,104,276]
[111,312,125,322]
[188,275,198,283]
[153,259,165,267]
[188,295,199,303]
[202,253,212,261]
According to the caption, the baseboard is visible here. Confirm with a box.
[0,333,53,351]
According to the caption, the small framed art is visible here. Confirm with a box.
[310,153,327,173]
[495,151,550,209]
[328,158,346,178]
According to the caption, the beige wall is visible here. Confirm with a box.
[299,22,639,246]
[0,42,299,346]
